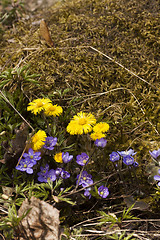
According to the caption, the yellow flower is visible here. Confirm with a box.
[93,122,109,133]
[31,130,47,151]
[44,103,63,117]
[27,98,51,115]
[67,111,96,135]
[54,152,63,163]
[90,132,106,140]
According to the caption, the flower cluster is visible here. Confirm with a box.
[76,171,109,199]
[109,149,138,167]
[38,165,70,183]
[19,104,112,199]
[66,112,109,150]
[15,97,160,204]
[27,98,63,117]
[38,164,56,182]
[16,148,41,174]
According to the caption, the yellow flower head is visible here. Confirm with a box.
[67,111,96,135]
[44,103,63,117]
[31,130,47,151]
[54,152,63,163]
[93,122,109,133]
[27,98,51,115]
[90,132,106,140]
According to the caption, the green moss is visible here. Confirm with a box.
[0,0,160,156]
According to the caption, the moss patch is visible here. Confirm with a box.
[0,0,160,155]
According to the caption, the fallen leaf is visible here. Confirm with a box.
[40,19,54,47]
[18,196,59,240]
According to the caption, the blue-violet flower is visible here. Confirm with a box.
[43,136,57,150]
[76,152,89,166]
[16,158,34,174]
[37,164,50,182]
[109,152,120,162]
[84,187,92,199]
[117,149,137,157]
[46,169,57,182]
[76,171,93,187]
[123,155,134,165]
[98,185,109,198]
[149,149,160,159]
[62,152,73,163]
[94,138,107,148]
[23,148,41,162]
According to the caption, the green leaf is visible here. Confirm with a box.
[57,196,76,205]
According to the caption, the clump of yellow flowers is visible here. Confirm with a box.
[66,111,109,139]
[27,98,63,151]
[27,98,63,117]
[90,122,109,140]
[27,99,110,150]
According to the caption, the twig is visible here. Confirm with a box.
[89,46,159,91]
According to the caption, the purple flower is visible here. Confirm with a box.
[46,169,57,182]
[149,149,160,159]
[39,164,50,174]
[84,187,92,199]
[37,172,48,182]
[94,138,107,148]
[154,169,160,186]
[76,171,93,187]
[117,149,137,157]
[76,153,89,166]
[62,152,73,163]
[98,185,109,198]
[37,164,50,182]
[123,155,134,165]
[109,152,120,162]
[23,148,41,162]
[61,170,70,179]
[16,158,34,174]
[43,137,57,150]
